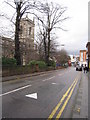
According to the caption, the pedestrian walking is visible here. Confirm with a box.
[84,64,88,73]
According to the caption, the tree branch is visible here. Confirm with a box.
[4,1,16,9]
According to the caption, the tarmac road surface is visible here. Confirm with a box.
[1,67,87,119]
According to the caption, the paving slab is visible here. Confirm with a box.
[72,72,88,118]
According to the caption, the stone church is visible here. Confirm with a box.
[2,16,39,65]
[19,16,35,65]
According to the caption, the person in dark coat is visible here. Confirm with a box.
[84,64,88,73]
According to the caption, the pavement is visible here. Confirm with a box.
[2,69,60,82]
[88,71,90,120]
[72,71,89,119]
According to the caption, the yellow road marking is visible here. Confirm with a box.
[56,79,78,119]
[48,78,77,120]
[77,108,80,113]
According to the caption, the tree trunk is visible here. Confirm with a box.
[47,13,51,65]
[47,29,50,65]
[43,31,48,64]
[14,4,21,65]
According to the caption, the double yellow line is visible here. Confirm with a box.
[48,76,79,120]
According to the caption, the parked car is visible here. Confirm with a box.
[76,65,82,71]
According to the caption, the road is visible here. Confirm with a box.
[2,67,82,119]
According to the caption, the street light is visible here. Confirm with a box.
[60,44,65,50]
[14,0,22,65]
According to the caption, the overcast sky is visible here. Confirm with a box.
[51,0,89,55]
[0,0,89,55]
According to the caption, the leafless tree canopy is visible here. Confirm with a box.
[1,0,69,65]
[55,49,70,65]
[33,1,69,65]
[0,0,37,37]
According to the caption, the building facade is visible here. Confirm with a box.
[79,50,87,66]
[2,16,39,65]
[86,42,90,70]
[19,16,35,65]
[88,2,90,70]
[2,37,15,58]
[20,16,34,50]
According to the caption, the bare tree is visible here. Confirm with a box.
[55,49,70,66]
[33,1,69,65]
[2,0,36,65]
[35,20,59,62]
[1,0,68,65]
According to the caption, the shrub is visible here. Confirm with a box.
[2,57,17,66]
[36,61,46,69]
[28,60,46,69]
[28,60,36,67]
[48,60,56,67]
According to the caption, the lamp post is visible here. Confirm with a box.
[14,0,22,65]
[60,44,65,50]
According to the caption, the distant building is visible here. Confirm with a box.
[79,50,87,66]
[87,2,90,70]
[69,55,76,66]
[75,55,80,62]
[2,37,15,58]
[69,55,79,66]
[86,42,90,70]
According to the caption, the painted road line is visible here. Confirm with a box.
[0,84,32,97]
[59,70,71,76]
[42,76,55,82]
[56,79,78,119]
[59,74,63,76]
[52,83,57,85]
[58,70,71,76]
[48,78,77,120]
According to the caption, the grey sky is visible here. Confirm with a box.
[51,0,89,55]
[0,0,89,55]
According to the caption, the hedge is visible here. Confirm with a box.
[2,57,17,66]
[28,60,47,69]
